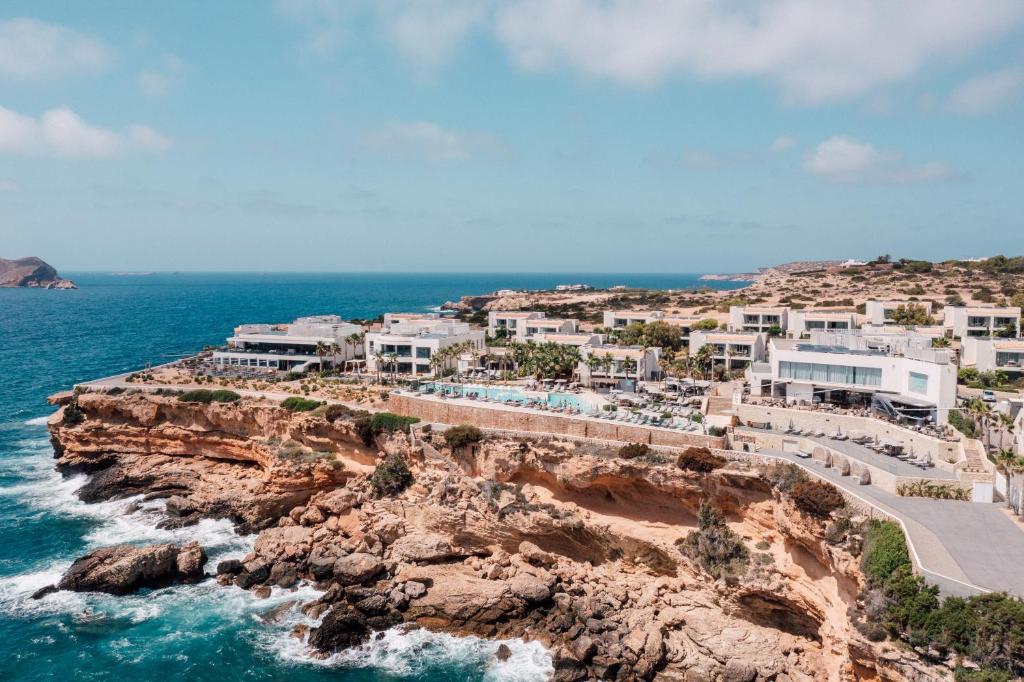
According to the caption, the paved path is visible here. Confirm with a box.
[760,448,1024,597]
[809,435,957,480]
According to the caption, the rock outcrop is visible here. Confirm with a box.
[0,256,76,288]
[47,392,949,680]
[53,542,207,595]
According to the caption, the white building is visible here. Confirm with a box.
[728,306,789,334]
[602,310,664,329]
[516,317,579,341]
[688,331,767,371]
[960,338,1024,376]
[942,305,1021,339]
[787,309,858,339]
[747,337,957,424]
[578,345,661,389]
[487,311,545,339]
[865,300,934,326]
[211,315,364,373]
[529,331,604,348]
[365,316,485,378]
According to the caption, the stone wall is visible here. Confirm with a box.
[389,394,725,449]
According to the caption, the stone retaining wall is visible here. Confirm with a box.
[389,394,725,449]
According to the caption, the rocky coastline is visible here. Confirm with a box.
[0,256,77,289]
[45,391,948,680]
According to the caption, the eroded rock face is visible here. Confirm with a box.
[55,542,207,595]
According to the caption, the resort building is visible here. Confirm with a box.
[602,310,664,329]
[960,337,1024,376]
[942,305,1021,339]
[865,300,934,326]
[787,309,858,339]
[529,332,604,348]
[515,317,579,341]
[365,317,485,378]
[688,331,767,371]
[487,311,545,339]
[578,345,661,389]
[728,306,789,334]
[211,315,364,373]
[661,315,705,347]
[747,336,957,424]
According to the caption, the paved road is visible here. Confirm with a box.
[761,448,1024,596]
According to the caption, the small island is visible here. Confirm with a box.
[0,257,77,289]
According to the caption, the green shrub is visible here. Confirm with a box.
[62,399,85,426]
[618,442,650,459]
[948,409,980,438]
[370,453,414,497]
[676,446,725,473]
[354,412,420,446]
[179,389,241,404]
[676,502,748,579]
[106,386,125,396]
[861,520,911,584]
[444,424,483,450]
[790,480,845,517]
[765,463,807,493]
[280,396,322,412]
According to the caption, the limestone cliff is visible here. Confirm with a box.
[0,256,76,288]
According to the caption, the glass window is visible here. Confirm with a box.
[908,372,928,394]
[416,347,431,359]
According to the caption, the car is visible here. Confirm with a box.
[980,390,997,403]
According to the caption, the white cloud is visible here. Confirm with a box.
[137,54,184,97]
[0,178,18,193]
[377,0,487,71]
[0,18,111,80]
[274,0,354,56]
[363,121,500,160]
[948,67,1024,115]
[0,106,172,158]
[493,0,1024,103]
[803,135,951,183]
[771,136,796,152]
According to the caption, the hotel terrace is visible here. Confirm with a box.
[529,331,604,347]
[865,300,935,326]
[487,311,545,339]
[516,317,579,341]
[787,308,858,338]
[211,315,364,373]
[365,316,485,378]
[728,306,788,334]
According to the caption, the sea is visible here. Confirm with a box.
[0,272,747,681]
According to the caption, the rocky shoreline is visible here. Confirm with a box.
[45,391,949,680]
[0,256,77,289]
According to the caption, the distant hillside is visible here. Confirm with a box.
[0,257,77,289]
[701,260,844,282]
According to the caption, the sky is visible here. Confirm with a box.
[1,1,1023,273]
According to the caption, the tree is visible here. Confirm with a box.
[640,321,683,351]
[315,341,330,372]
[620,356,638,388]
[693,318,719,331]
[889,303,935,326]
[766,324,784,337]
[693,344,714,380]
[993,449,1021,511]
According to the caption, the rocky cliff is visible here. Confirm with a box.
[47,392,946,680]
[0,256,76,288]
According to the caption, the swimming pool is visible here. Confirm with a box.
[423,382,599,414]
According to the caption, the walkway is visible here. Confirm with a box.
[760,448,1024,597]
[808,435,957,480]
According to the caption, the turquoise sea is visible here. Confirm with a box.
[0,273,747,681]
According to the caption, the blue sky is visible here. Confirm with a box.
[1,1,1023,273]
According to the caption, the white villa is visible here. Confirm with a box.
[688,331,767,371]
[960,337,1024,376]
[942,305,1021,339]
[728,306,788,334]
[747,335,957,424]
[602,310,665,329]
[516,317,579,341]
[865,300,934,326]
[787,309,858,338]
[529,331,604,347]
[365,316,485,378]
[211,315,364,373]
[578,345,661,389]
[487,311,545,339]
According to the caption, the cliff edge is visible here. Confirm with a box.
[0,256,77,289]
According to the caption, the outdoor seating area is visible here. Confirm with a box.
[777,420,936,470]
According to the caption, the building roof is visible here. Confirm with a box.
[994,341,1024,350]
[491,311,539,318]
[739,306,787,314]
[699,333,761,343]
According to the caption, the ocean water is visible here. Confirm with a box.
[0,272,746,681]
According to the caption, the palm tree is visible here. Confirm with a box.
[386,352,399,379]
[993,449,1021,512]
[996,412,1016,452]
[314,341,330,373]
[693,344,714,380]
[621,356,637,390]
[373,351,385,382]
[966,398,993,450]
[328,342,342,372]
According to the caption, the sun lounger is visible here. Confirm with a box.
[795,450,812,459]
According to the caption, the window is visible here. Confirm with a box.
[416,347,431,359]
[779,361,880,387]
[908,372,928,395]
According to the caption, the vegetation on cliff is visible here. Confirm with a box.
[676,502,749,579]
[370,453,414,498]
[354,412,420,447]
[443,424,483,450]
[280,396,323,412]
[789,480,845,518]
[178,389,241,404]
[676,446,725,473]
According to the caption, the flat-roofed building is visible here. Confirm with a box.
[212,315,364,373]
[748,336,957,424]
[688,331,766,371]
[487,311,545,339]
[529,331,604,347]
[365,317,485,378]
[961,337,1024,376]
[865,300,935,326]
[517,317,579,341]
[728,306,789,334]
[578,344,661,389]
[602,310,664,329]
[942,305,1021,339]
[788,309,858,338]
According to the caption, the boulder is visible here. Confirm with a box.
[388,532,454,563]
[332,552,384,585]
[308,607,371,653]
[57,542,207,595]
[518,541,555,567]
[508,573,551,603]
[723,658,758,682]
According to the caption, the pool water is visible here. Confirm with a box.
[423,383,598,414]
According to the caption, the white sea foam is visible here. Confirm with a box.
[24,415,53,426]
[271,623,553,681]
